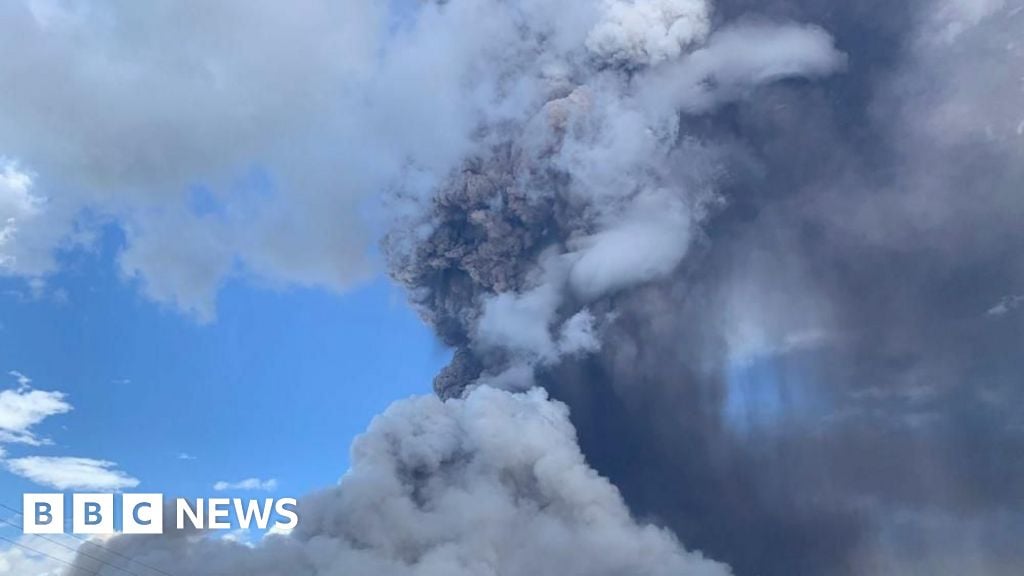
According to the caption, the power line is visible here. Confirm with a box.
[0,503,175,576]
[0,516,145,576]
[0,503,171,576]
[0,533,106,576]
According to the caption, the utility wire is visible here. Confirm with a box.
[0,502,176,576]
[0,516,145,576]
[0,533,107,576]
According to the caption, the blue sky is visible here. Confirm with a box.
[0,225,447,509]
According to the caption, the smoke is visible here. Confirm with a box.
[384,6,845,394]
[384,0,1024,574]
[67,388,730,576]
[62,0,1024,575]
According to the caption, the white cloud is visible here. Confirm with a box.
[263,521,294,538]
[586,0,711,66]
[640,21,846,113]
[476,280,563,362]
[0,376,71,445]
[0,0,391,318]
[5,456,139,491]
[568,189,696,301]
[0,160,46,275]
[213,478,278,492]
[0,374,139,492]
[177,452,197,461]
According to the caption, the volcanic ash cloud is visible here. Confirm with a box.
[68,388,731,576]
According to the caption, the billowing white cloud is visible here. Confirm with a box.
[640,21,847,113]
[568,189,696,301]
[214,478,279,492]
[4,456,139,491]
[586,0,711,66]
[0,0,390,318]
[476,278,564,361]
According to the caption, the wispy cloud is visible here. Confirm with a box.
[177,452,197,461]
[0,373,72,445]
[987,294,1024,316]
[213,478,278,492]
[5,456,139,491]
[0,372,140,492]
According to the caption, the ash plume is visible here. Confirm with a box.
[385,0,1024,574]
[68,388,730,576]
[65,0,1024,575]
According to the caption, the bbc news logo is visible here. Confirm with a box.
[23,493,299,535]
